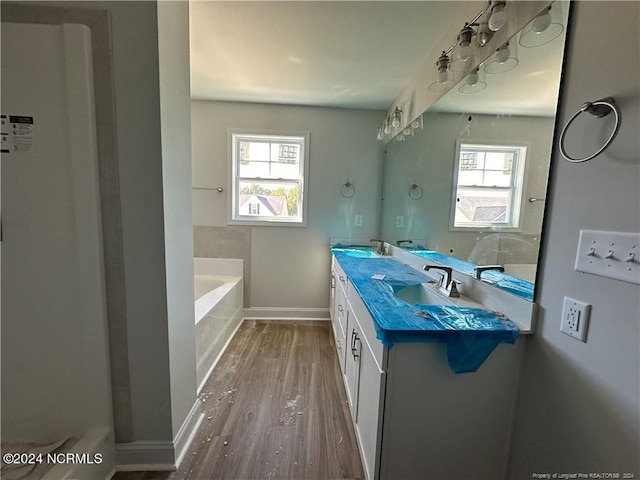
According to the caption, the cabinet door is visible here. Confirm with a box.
[355,337,385,480]
[344,308,361,420]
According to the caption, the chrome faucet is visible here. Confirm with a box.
[370,238,385,255]
[474,265,505,280]
[423,265,460,297]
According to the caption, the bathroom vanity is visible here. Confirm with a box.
[330,247,528,480]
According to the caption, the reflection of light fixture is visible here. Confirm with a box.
[383,117,391,135]
[391,107,403,128]
[411,114,423,132]
[403,127,412,136]
[450,23,476,72]
[488,1,507,32]
[519,5,565,48]
[459,67,487,94]
[484,41,519,74]
[477,20,494,47]
[428,51,455,92]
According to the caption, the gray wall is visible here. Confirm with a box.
[509,1,639,477]
[157,0,198,438]
[192,100,385,312]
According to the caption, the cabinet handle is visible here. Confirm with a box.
[338,304,344,313]
[331,275,335,288]
[351,329,360,359]
[336,340,342,350]
[339,275,345,284]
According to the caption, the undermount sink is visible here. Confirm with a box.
[393,282,483,309]
[340,248,382,259]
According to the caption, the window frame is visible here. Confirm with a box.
[449,139,529,232]
[227,129,310,227]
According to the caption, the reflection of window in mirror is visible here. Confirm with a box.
[450,140,528,231]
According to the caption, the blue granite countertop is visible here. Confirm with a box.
[331,247,520,373]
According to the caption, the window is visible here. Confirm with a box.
[450,140,528,231]
[229,130,309,226]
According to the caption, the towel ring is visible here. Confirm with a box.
[559,97,621,163]
[409,184,423,200]
[340,182,356,198]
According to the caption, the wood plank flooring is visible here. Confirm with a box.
[112,320,364,480]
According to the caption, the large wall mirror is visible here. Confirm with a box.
[380,1,570,299]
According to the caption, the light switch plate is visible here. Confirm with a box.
[575,230,640,285]
[354,214,363,227]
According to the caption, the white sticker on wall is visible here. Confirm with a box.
[1,114,35,153]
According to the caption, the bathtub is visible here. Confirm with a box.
[194,258,244,392]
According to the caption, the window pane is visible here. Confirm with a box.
[483,170,513,187]
[454,187,510,225]
[458,169,484,186]
[238,180,300,219]
[239,160,270,178]
[484,151,512,171]
[244,141,270,161]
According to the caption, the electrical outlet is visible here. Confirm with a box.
[354,214,363,227]
[560,296,591,342]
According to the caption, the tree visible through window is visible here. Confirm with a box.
[451,141,527,230]
[229,131,309,226]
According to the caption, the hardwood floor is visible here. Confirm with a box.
[112,320,364,480]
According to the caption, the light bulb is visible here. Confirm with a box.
[391,117,400,128]
[377,127,384,141]
[458,42,473,62]
[397,134,404,141]
[532,9,551,33]
[403,127,411,136]
[383,119,391,135]
[489,4,506,31]
[437,68,449,84]
[496,45,510,63]
[411,119,420,129]
[468,71,479,86]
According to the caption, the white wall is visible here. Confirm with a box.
[509,1,639,477]
[192,101,385,311]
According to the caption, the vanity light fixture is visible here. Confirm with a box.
[488,1,507,32]
[450,23,477,72]
[484,41,519,74]
[391,107,403,129]
[519,5,565,48]
[458,67,487,94]
[428,51,455,93]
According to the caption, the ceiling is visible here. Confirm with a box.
[189,1,567,115]
[189,1,478,110]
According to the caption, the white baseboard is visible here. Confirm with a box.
[244,307,330,320]
[116,398,204,471]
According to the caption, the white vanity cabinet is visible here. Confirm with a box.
[330,255,525,480]
[331,259,349,373]
[344,293,386,480]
